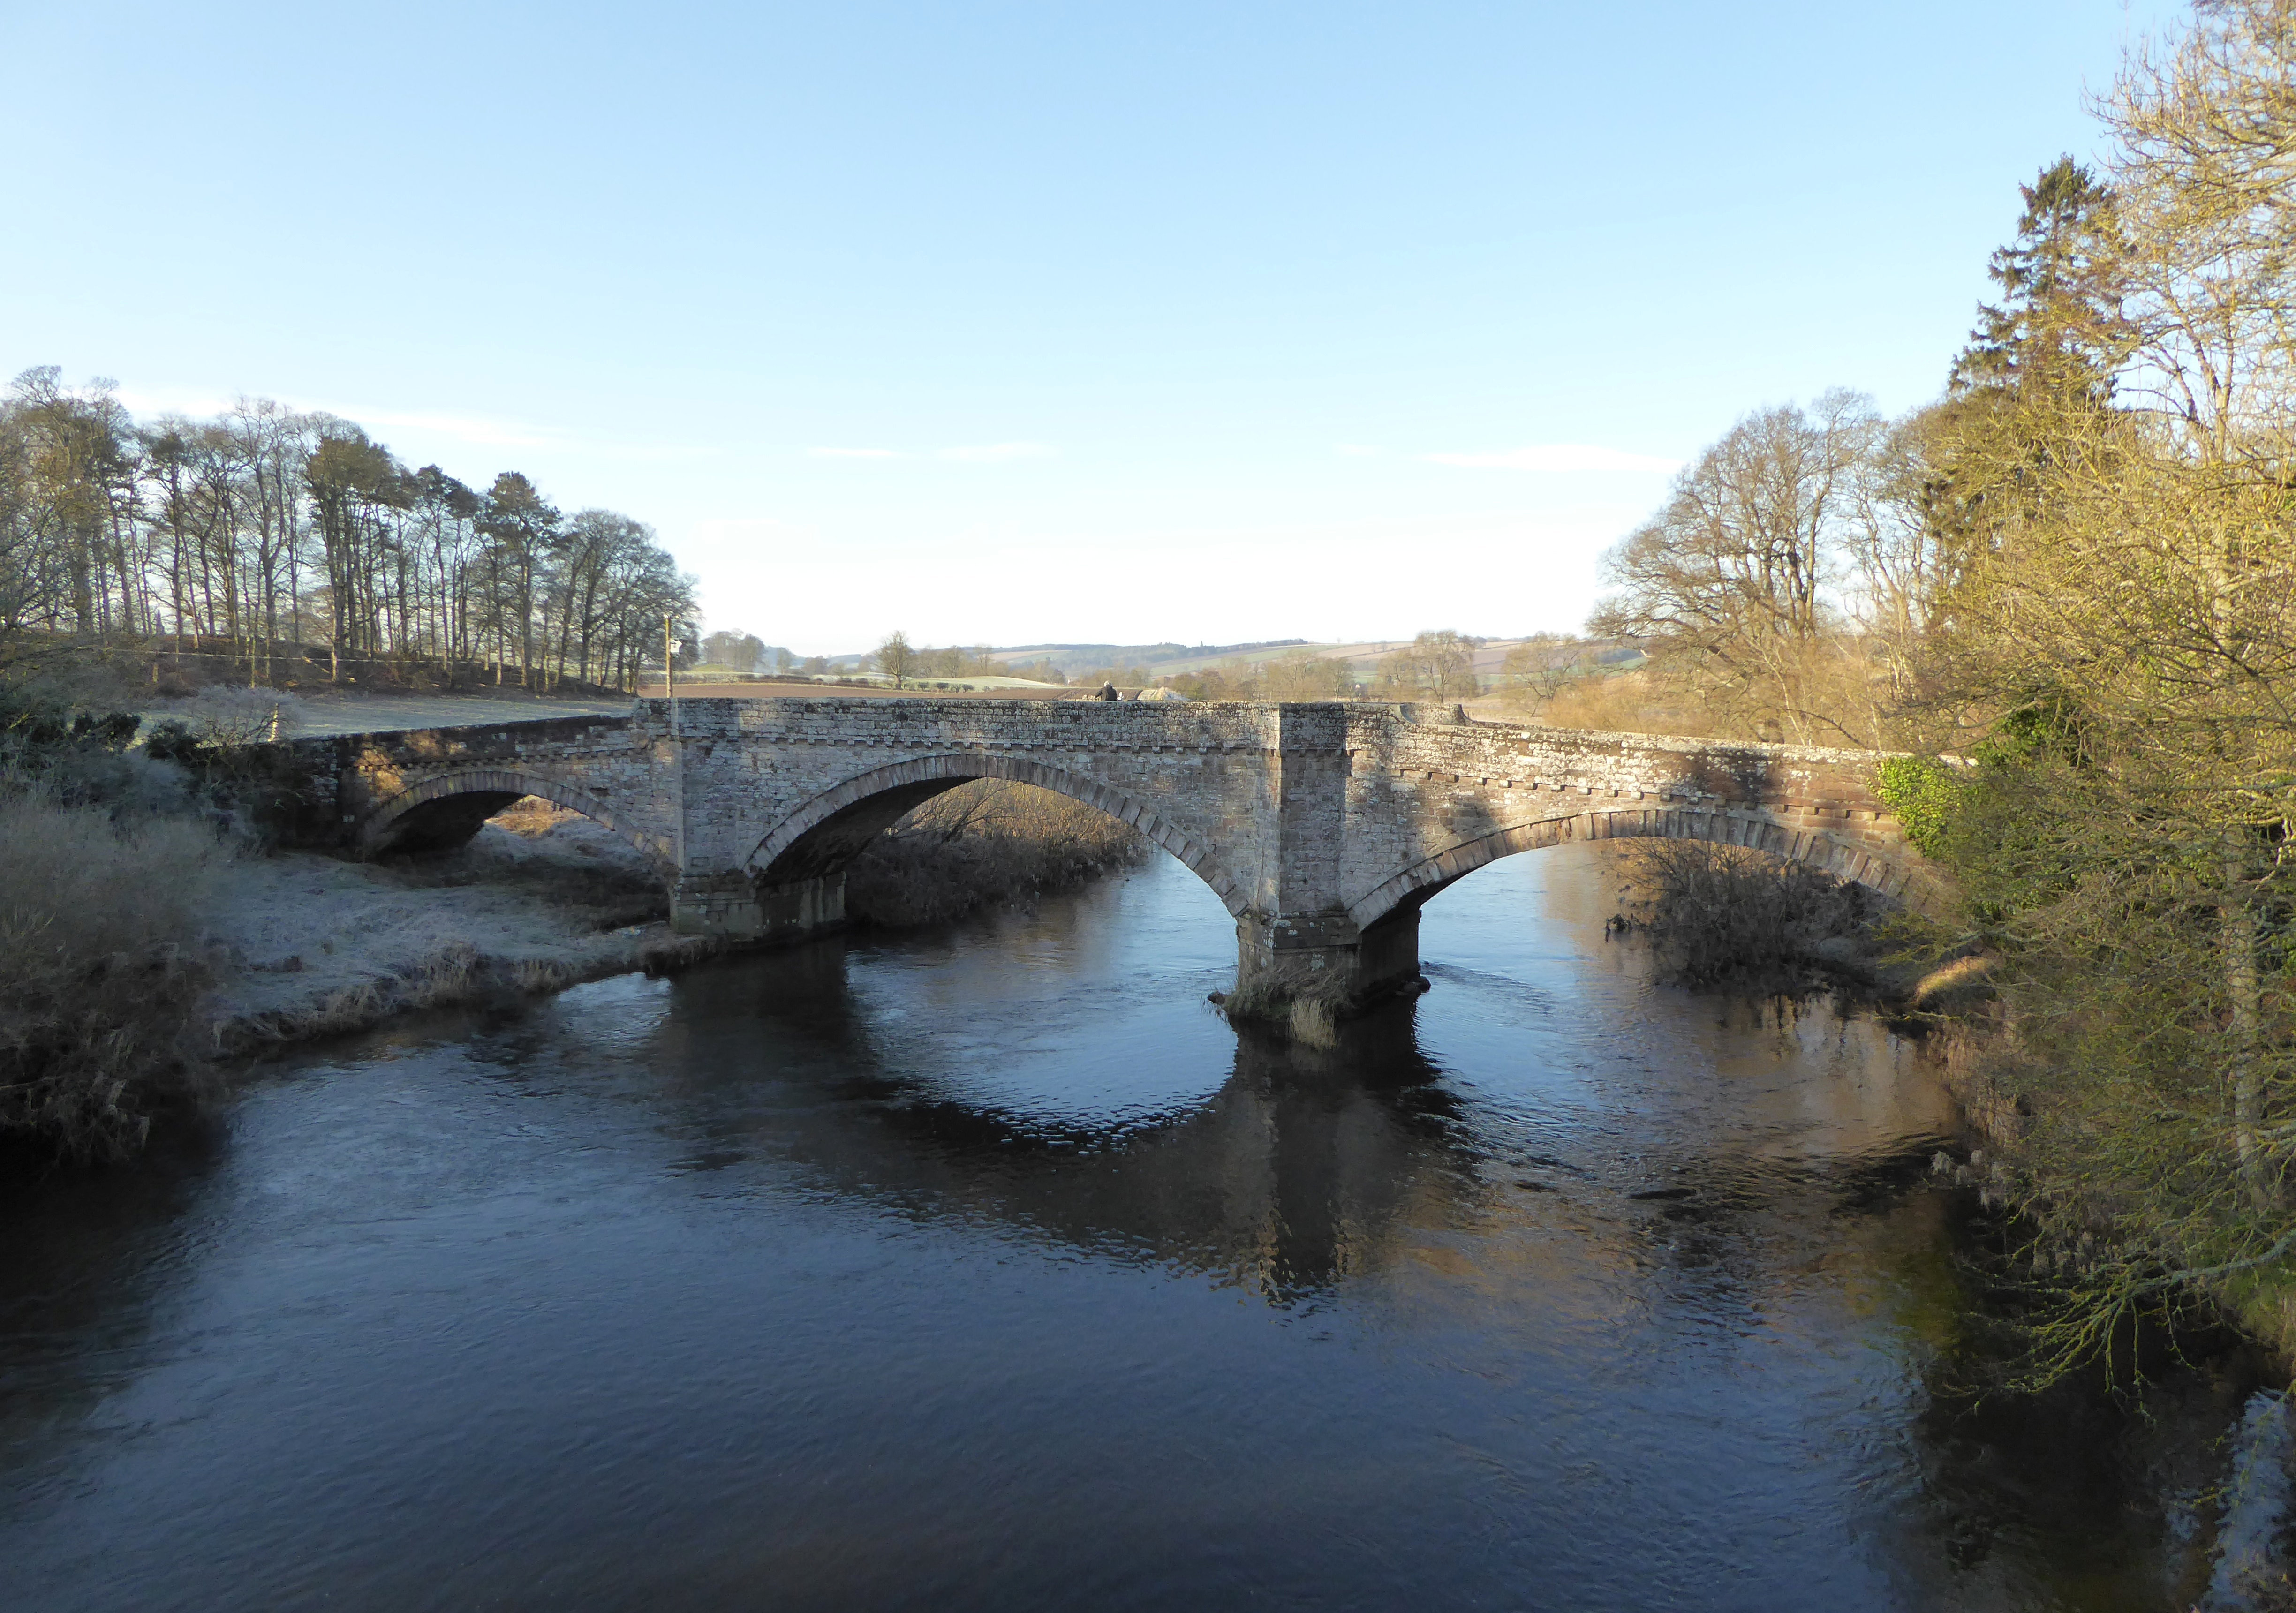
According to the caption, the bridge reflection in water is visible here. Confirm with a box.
[612,842,1957,1312]
[0,845,2259,1612]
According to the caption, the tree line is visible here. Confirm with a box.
[1592,0,2296,1376]
[849,631,1541,701]
[0,370,698,692]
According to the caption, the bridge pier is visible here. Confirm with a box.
[1235,906,1424,1008]
[672,871,846,942]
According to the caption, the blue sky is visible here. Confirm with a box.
[3,1,2176,653]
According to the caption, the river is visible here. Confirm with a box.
[2,844,2286,1611]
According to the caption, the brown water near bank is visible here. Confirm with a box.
[2,844,2287,1611]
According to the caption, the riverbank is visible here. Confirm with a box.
[2,764,1159,1165]
[199,804,715,1053]
[1603,839,2296,1377]
[204,785,1153,1050]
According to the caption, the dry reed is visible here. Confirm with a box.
[0,789,224,1161]
[1214,957,1357,1046]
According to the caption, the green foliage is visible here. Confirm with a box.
[1949,156,2127,402]
[1874,754,1965,860]
[1979,693,2089,768]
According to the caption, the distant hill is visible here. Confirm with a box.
[984,641,1312,678]
[807,635,1636,680]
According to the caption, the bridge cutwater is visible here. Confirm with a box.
[283,699,1926,1002]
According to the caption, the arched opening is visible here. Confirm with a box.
[370,787,530,855]
[358,769,674,868]
[1346,806,1917,935]
[747,755,1248,919]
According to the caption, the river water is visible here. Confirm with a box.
[2,844,2286,1611]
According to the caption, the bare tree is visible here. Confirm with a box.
[872,630,917,688]
[1590,391,1883,743]
[0,370,695,696]
[1499,634,1581,706]
[1374,630,1482,700]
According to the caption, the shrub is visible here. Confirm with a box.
[136,689,316,844]
[183,686,305,746]
[1613,838,1885,988]
[0,788,223,1162]
[1875,754,1965,859]
[844,780,1149,927]
[0,688,199,818]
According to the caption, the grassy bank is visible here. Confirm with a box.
[0,757,712,1165]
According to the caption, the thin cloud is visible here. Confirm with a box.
[806,446,905,459]
[114,385,239,418]
[343,407,561,450]
[114,385,563,450]
[1423,444,1681,473]
[694,516,822,543]
[937,441,1051,463]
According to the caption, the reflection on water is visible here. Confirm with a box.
[0,845,2281,1612]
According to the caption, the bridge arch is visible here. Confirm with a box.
[357,767,676,867]
[746,754,1249,917]
[1345,805,1920,932]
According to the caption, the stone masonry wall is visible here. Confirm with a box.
[293,700,1924,961]
[1337,709,1923,927]
[286,712,675,863]
[661,698,1284,912]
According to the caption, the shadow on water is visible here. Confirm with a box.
[0,845,2290,1612]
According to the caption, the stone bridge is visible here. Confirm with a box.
[286,699,1926,1001]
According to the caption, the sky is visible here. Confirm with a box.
[2,1,2181,655]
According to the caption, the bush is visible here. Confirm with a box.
[0,789,223,1162]
[844,780,1149,927]
[1875,754,1965,859]
[1612,838,1887,989]
[0,686,200,818]
[182,686,305,746]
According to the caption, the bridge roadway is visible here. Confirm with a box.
[282,698,1926,1002]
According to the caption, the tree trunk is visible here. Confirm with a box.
[2225,827,2266,1206]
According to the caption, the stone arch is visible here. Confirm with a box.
[1346,805,1921,931]
[746,754,1248,917]
[357,767,676,866]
